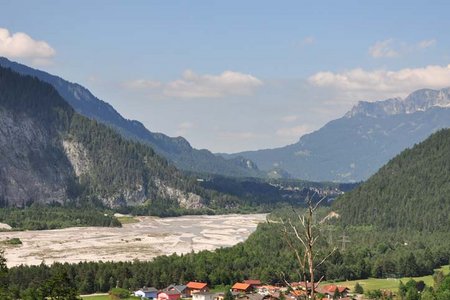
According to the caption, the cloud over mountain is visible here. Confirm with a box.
[0,28,55,64]
[309,64,450,97]
[125,70,262,99]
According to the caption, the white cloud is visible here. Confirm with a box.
[164,70,262,98]
[0,28,55,64]
[418,39,436,49]
[302,36,315,45]
[280,115,298,123]
[276,125,312,139]
[124,70,262,99]
[368,39,399,58]
[175,121,195,136]
[123,79,162,89]
[369,38,437,58]
[308,64,450,98]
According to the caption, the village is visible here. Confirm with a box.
[133,280,353,300]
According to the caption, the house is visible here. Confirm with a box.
[157,290,182,300]
[243,280,262,289]
[215,291,241,300]
[232,283,253,293]
[257,285,280,296]
[237,293,264,300]
[289,290,306,298]
[134,287,158,299]
[165,284,188,297]
[192,292,216,300]
[291,281,317,293]
[186,282,209,295]
[317,285,349,298]
[238,293,286,300]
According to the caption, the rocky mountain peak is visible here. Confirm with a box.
[345,87,450,118]
[344,97,403,118]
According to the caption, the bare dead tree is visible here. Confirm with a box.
[277,195,337,300]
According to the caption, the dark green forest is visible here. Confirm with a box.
[0,205,120,230]
[333,128,450,231]
[199,175,357,207]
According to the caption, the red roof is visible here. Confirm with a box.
[187,282,208,289]
[321,285,349,294]
[232,283,252,291]
[291,281,316,289]
[290,290,306,296]
[244,279,262,286]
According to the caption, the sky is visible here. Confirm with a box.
[1,0,450,153]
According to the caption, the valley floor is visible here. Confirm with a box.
[329,265,450,292]
[0,213,267,267]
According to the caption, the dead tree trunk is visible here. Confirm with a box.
[280,195,336,300]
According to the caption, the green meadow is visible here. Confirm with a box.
[327,265,450,292]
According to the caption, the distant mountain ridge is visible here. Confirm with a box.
[0,57,261,178]
[228,87,450,182]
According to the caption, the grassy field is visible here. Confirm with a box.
[326,265,450,292]
[116,216,140,224]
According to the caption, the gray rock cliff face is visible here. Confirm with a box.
[0,109,72,205]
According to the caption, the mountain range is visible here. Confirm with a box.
[0,57,261,178]
[0,65,232,210]
[3,57,450,184]
[227,87,450,182]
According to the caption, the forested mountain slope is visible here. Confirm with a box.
[0,66,231,210]
[333,128,450,231]
[0,57,261,178]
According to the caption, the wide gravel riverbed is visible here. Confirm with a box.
[0,213,267,267]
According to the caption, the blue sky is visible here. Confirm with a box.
[1,1,450,152]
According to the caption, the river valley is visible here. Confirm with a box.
[0,213,267,267]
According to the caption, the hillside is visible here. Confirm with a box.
[333,128,450,231]
[0,65,227,211]
[0,57,261,178]
[227,88,450,182]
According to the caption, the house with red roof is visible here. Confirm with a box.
[243,280,262,289]
[291,281,316,290]
[157,290,182,300]
[186,282,209,296]
[232,282,253,293]
[317,285,349,298]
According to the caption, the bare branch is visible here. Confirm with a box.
[281,219,306,271]
[290,220,307,248]
[312,196,327,211]
[314,275,325,289]
[316,247,337,268]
